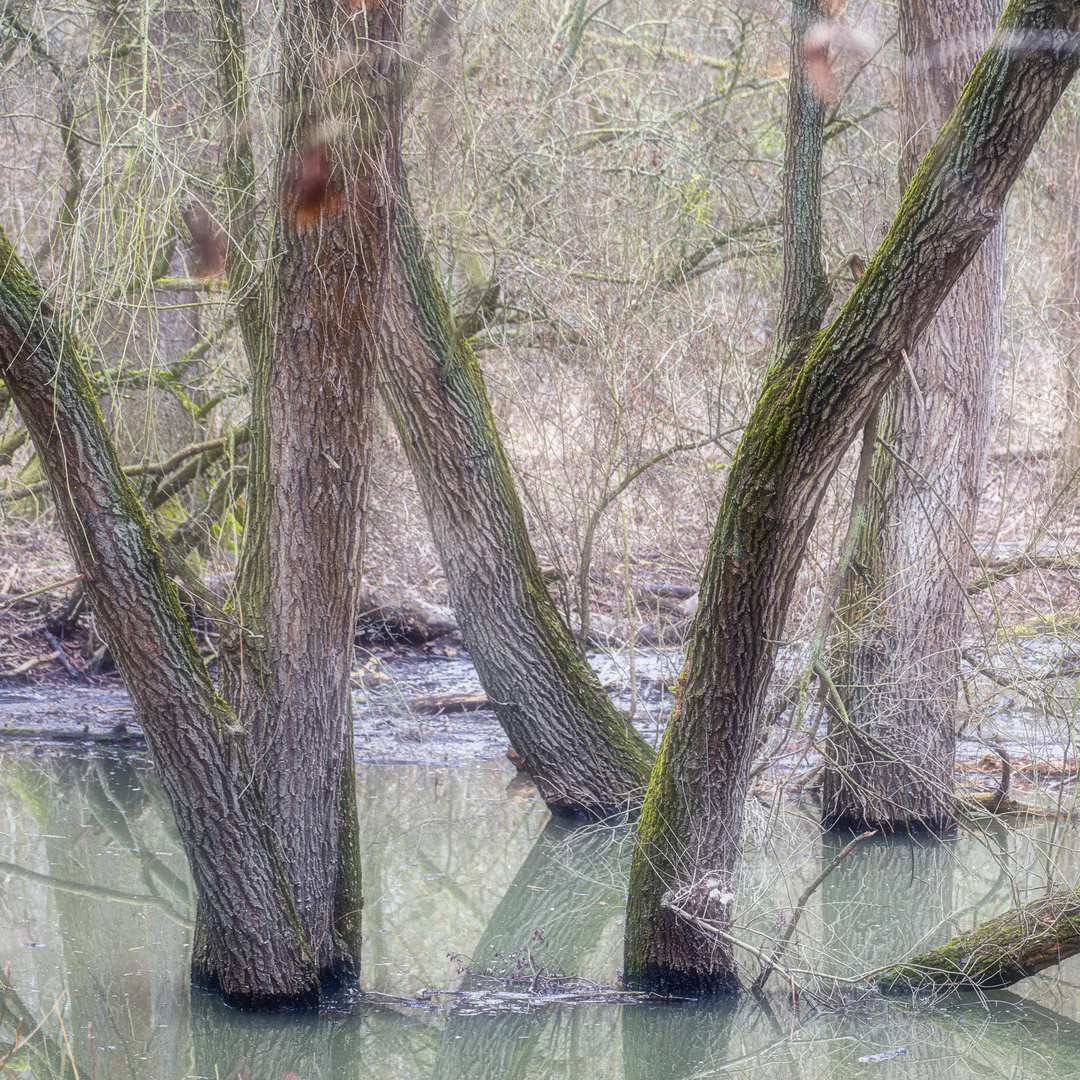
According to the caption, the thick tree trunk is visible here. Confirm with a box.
[0,233,319,1009]
[1,0,400,1007]
[823,0,1003,833]
[209,0,401,989]
[878,888,1080,992]
[624,0,1080,994]
[378,183,654,818]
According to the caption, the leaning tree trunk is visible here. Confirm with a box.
[624,0,1080,995]
[822,0,1004,833]
[378,182,654,818]
[878,887,1080,992]
[0,231,320,1009]
[626,0,831,993]
[205,0,402,991]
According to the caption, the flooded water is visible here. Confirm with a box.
[3,751,1080,1079]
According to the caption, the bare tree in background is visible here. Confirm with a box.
[823,0,1004,833]
[1058,100,1080,463]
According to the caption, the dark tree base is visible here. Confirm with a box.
[317,957,359,994]
[622,964,741,998]
[190,958,356,1011]
[190,975,321,1013]
[821,809,957,838]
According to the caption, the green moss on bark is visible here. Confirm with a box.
[879,890,1080,992]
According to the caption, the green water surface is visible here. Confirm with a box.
[2,752,1080,1079]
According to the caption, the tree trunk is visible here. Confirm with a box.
[206,0,402,990]
[1,0,402,1007]
[1058,110,1080,463]
[823,0,1004,833]
[878,888,1080,992]
[624,0,1080,994]
[378,182,654,818]
[626,0,831,994]
[0,233,319,1008]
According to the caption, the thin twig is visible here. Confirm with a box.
[0,652,61,678]
[0,576,84,611]
[750,830,876,993]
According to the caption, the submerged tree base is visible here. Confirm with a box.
[191,959,357,1011]
[822,810,958,837]
[622,965,742,998]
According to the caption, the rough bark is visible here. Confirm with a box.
[777,0,831,346]
[1,0,401,1007]
[1058,109,1080,462]
[378,181,654,818]
[209,0,402,989]
[823,0,1004,833]
[624,0,1080,995]
[626,0,830,994]
[878,888,1080,992]
[0,231,319,1009]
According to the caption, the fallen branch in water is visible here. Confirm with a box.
[878,888,1080,993]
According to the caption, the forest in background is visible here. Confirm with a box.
[1,0,1076,678]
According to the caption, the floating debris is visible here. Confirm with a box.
[858,1048,908,1064]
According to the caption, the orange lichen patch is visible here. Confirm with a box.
[801,24,839,104]
[341,0,381,11]
[181,206,226,278]
[282,145,342,229]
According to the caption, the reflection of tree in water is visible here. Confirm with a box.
[0,969,86,1080]
[10,755,194,1080]
[190,992,442,1080]
[812,833,959,1080]
[431,1007,620,1080]
[817,831,955,978]
[950,993,1080,1075]
[622,998,740,1080]
[356,764,547,991]
[462,817,629,976]
[799,993,1080,1079]
[429,817,629,1080]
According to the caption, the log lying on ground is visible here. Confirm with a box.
[355,587,461,643]
[408,692,489,714]
[878,889,1080,992]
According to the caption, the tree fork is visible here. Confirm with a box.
[0,229,321,1009]
[209,0,402,989]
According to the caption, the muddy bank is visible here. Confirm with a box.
[0,645,683,764]
[1,638,1075,813]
